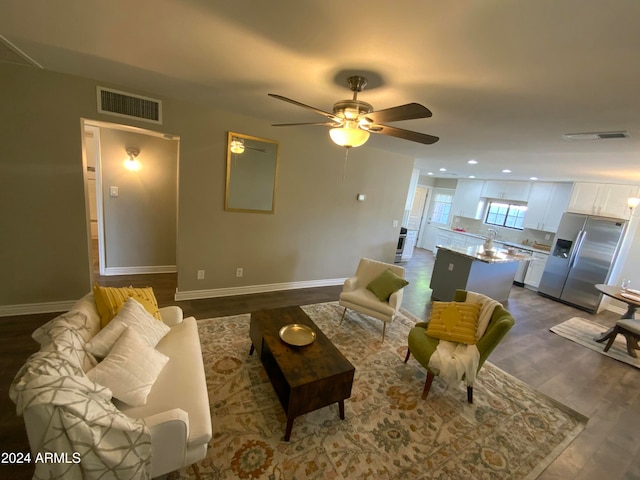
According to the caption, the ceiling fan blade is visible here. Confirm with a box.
[369,124,439,145]
[271,121,337,127]
[366,103,432,123]
[268,94,338,121]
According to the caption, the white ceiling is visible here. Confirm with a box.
[2,0,639,184]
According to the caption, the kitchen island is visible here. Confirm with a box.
[430,245,529,303]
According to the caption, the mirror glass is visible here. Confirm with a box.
[225,132,279,213]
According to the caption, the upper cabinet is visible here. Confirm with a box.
[481,181,531,202]
[523,182,572,232]
[567,183,639,219]
[451,179,484,219]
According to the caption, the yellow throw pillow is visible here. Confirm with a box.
[425,301,481,345]
[93,284,161,328]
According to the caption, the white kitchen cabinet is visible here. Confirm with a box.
[401,230,418,261]
[434,230,454,252]
[568,183,640,219]
[451,179,484,219]
[464,235,485,247]
[524,252,549,289]
[434,229,484,252]
[450,233,467,248]
[523,182,572,232]
[482,181,531,202]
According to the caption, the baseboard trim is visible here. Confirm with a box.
[0,300,77,317]
[175,278,347,301]
[102,265,177,276]
[606,304,626,316]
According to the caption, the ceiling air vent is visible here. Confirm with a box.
[97,87,162,124]
[563,131,629,140]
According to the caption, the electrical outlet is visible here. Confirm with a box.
[197,270,205,280]
[236,267,243,277]
[448,263,454,271]
[544,233,551,240]
[392,220,399,227]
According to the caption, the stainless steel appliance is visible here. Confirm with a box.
[512,247,533,285]
[538,213,627,312]
[395,227,407,263]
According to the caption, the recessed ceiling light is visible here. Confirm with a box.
[502,169,511,173]
[427,172,434,175]
[530,176,539,180]
[467,160,478,164]
[439,168,447,172]
[469,175,476,179]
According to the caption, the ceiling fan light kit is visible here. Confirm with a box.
[230,137,245,154]
[268,75,439,149]
[329,122,370,148]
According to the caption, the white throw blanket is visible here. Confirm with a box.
[428,341,480,388]
[466,292,502,341]
[428,293,502,388]
[10,322,152,480]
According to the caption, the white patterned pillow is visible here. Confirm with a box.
[85,297,170,358]
[86,327,169,406]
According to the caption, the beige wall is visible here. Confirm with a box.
[171,101,413,294]
[99,128,178,270]
[0,63,414,309]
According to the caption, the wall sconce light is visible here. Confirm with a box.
[124,147,141,171]
[230,138,245,154]
[628,197,640,216]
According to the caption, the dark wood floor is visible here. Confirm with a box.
[1,249,638,479]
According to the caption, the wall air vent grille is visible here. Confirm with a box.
[97,87,162,124]
[563,131,629,140]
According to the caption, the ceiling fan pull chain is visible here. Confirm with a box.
[342,147,350,182]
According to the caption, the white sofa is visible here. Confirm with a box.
[10,293,212,480]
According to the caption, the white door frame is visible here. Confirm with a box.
[82,124,106,277]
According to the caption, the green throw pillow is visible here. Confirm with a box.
[366,268,409,301]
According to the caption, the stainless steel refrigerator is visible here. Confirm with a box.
[538,213,627,312]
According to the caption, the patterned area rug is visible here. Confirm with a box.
[171,302,587,480]
[550,317,640,369]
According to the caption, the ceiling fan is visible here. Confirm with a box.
[268,75,439,148]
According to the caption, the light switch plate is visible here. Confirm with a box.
[109,186,119,197]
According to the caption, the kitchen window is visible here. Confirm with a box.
[485,201,527,230]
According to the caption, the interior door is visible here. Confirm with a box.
[418,188,454,252]
[407,186,428,231]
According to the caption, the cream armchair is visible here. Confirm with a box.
[339,257,408,342]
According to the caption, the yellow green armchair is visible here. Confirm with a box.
[404,289,515,403]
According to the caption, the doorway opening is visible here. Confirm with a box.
[81,119,180,283]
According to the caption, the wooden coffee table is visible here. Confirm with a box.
[249,306,355,441]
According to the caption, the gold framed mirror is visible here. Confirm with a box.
[225,132,279,213]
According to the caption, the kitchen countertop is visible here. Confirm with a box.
[438,227,551,254]
[436,245,532,264]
